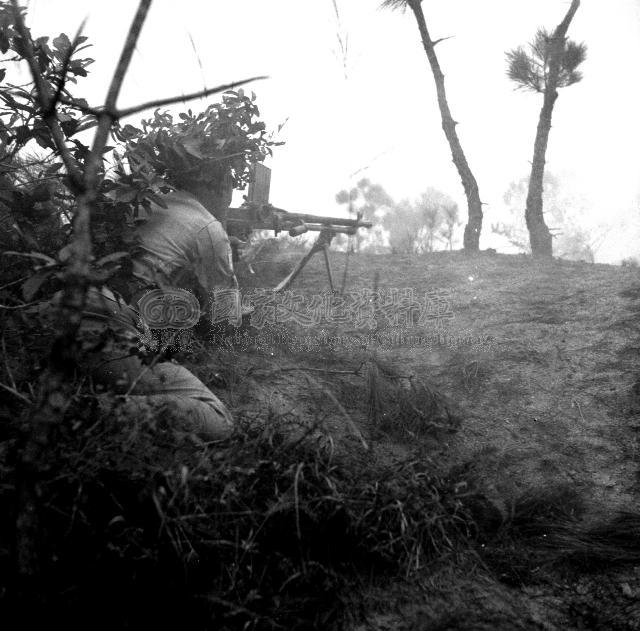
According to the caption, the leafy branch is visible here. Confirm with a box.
[9,0,83,189]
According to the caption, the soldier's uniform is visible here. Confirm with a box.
[133,190,237,297]
[77,190,240,440]
[82,287,234,440]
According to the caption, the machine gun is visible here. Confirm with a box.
[224,165,372,292]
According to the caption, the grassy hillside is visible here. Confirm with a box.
[226,250,640,507]
[4,247,639,629]
[188,248,640,629]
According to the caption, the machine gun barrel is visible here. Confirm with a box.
[265,206,371,228]
[225,203,372,236]
[231,165,374,293]
[287,222,367,236]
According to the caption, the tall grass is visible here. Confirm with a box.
[0,391,479,630]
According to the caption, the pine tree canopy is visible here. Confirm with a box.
[506,28,587,93]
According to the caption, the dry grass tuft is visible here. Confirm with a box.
[366,359,460,439]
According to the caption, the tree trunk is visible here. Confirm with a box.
[409,2,483,252]
[526,0,580,258]
[525,96,555,257]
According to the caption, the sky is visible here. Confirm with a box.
[20,0,640,262]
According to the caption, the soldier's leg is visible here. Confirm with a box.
[92,355,234,440]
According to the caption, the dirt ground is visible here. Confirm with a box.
[185,249,640,629]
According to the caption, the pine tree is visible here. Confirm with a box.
[506,0,586,257]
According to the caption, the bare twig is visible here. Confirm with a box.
[1,335,17,391]
[571,398,586,423]
[0,300,41,309]
[59,76,268,121]
[84,0,152,190]
[331,0,349,80]
[0,276,28,291]
[293,462,304,543]
[0,381,31,405]
[117,76,268,118]
[187,30,207,91]
[432,35,454,46]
